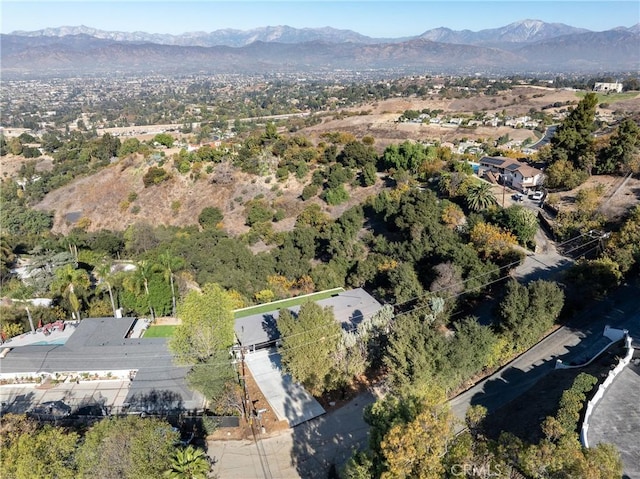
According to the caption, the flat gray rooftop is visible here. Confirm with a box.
[0,317,204,413]
[587,354,640,479]
[244,348,325,427]
[235,288,382,349]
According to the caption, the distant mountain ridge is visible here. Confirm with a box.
[9,24,398,47]
[11,20,638,47]
[3,20,639,77]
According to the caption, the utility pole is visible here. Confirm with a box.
[26,307,36,334]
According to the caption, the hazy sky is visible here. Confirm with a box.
[2,1,638,37]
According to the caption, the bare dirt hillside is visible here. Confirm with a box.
[33,156,384,236]
[300,87,640,151]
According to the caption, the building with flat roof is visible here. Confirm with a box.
[0,317,205,415]
[233,288,383,427]
[234,288,383,351]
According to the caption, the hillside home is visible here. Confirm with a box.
[479,156,544,191]
[593,82,623,93]
[0,317,206,416]
[232,288,383,427]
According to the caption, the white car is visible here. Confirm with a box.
[530,191,544,201]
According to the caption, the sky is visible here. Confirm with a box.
[1,1,638,37]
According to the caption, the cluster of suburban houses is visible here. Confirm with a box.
[399,113,544,130]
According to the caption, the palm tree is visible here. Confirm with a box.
[50,264,91,320]
[123,260,159,321]
[164,446,211,479]
[158,252,184,318]
[465,182,498,212]
[95,260,117,317]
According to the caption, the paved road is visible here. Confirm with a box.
[208,388,381,479]
[514,226,574,282]
[450,280,640,431]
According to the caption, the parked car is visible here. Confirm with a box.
[512,193,524,202]
[530,190,544,201]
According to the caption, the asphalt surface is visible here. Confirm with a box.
[208,388,381,478]
[450,280,640,431]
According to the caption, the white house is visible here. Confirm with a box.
[593,82,623,93]
[479,156,544,191]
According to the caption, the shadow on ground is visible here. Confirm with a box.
[285,388,377,478]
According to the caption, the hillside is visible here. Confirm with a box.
[14,86,639,236]
[32,155,384,237]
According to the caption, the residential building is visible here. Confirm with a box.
[593,82,623,93]
[479,156,544,191]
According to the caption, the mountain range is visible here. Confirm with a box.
[2,20,639,77]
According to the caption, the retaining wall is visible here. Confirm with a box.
[580,333,634,447]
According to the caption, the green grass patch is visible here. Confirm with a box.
[234,287,345,319]
[575,91,637,103]
[143,325,176,337]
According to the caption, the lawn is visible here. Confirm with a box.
[576,90,638,104]
[143,325,176,337]
[233,287,344,319]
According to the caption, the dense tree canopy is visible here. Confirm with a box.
[169,283,237,364]
[277,301,342,395]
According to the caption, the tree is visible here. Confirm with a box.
[118,137,142,157]
[550,93,598,173]
[498,280,564,351]
[123,260,161,321]
[164,446,211,479]
[143,166,171,187]
[469,221,518,260]
[596,118,640,174]
[169,283,236,364]
[358,387,454,479]
[545,158,589,190]
[153,133,175,148]
[497,205,539,247]
[564,257,622,299]
[276,301,342,395]
[606,204,640,274]
[95,260,117,317]
[465,182,497,211]
[50,263,91,320]
[338,140,378,168]
[158,251,185,318]
[76,416,178,479]
[361,162,378,187]
[198,206,223,230]
[380,392,453,479]
[2,423,78,479]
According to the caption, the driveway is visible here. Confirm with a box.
[208,387,381,479]
[514,226,574,282]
